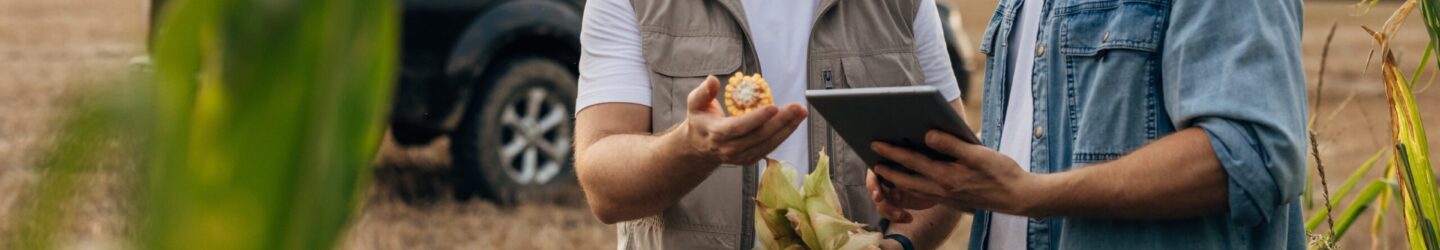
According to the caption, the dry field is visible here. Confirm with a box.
[1,0,1439,249]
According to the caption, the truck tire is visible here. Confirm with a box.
[451,57,577,204]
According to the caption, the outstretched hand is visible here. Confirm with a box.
[680,75,808,165]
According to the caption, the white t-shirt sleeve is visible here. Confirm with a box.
[913,0,964,102]
[576,0,652,114]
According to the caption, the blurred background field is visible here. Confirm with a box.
[2,0,1439,249]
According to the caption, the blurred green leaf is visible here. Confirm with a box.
[140,0,398,248]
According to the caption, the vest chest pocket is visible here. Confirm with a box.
[838,52,925,88]
[1056,0,1169,165]
[640,31,744,128]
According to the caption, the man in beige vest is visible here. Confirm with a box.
[573,0,967,249]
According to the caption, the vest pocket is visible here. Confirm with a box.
[641,32,743,77]
[640,31,744,129]
[838,52,925,88]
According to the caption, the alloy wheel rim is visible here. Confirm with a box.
[496,86,571,185]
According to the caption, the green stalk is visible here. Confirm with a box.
[1306,149,1386,230]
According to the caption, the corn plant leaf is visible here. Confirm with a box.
[1333,180,1399,238]
[144,0,397,248]
[1376,29,1440,249]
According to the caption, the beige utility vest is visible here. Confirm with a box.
[624,0,926,249]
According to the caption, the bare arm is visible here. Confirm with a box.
[1022,128,1225,218]
[576,76,807,224]
[871,128,1226,219]
[574,104,714,224]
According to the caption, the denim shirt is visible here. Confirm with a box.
[966,0,1309,249]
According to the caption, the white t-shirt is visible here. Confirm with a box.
[988,0,1043,249]
[578,0,962,184]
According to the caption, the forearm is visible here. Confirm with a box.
[883,205,961,249]
[1028,128,1227,219]
[577,125,720,224]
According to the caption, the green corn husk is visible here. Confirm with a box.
[756,150,881,250]
[759,158,805,249]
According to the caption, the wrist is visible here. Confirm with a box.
[1012,172,1064,217]
[666,119,719,166]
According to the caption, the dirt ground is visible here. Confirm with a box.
[2,0,1439,249]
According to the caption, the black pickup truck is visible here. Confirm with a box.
[146,0,975,204]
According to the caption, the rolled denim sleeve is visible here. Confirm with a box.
[1161,0,1308,227]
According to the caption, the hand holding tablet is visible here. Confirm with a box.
[805,86,978,180]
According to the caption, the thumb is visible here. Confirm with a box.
[687,75,721,112]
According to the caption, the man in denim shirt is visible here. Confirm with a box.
[864,0,1308,249]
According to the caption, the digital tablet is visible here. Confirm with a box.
[805,86,979,172]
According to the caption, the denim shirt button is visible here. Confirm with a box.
[1033,126,1045,139]
[1102,32,1111,42]
[1035,45,1045,57]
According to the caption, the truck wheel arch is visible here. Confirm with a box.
[445,0,581,92]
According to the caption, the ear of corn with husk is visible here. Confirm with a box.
[756,150,881,250]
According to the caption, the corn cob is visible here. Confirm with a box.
[725,72,774,116]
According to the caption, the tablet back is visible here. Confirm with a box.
[805,86,979,168]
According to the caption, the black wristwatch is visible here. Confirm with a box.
[878,219,915,250]
[885,233,916,250]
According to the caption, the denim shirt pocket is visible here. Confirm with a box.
[1055,0,1169,165]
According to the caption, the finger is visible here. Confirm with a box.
[871,141,949,180]
[707,105,778,140]
[729,110,804,163]
[879,179,936,210]
[925,129,987,164]
[872,189,913,222]
[871,171,929,219]
[866,170,882,202]
[728,105,801,142]
[728,105,805,147]
[686,76,721,113]
[907,191,972,213]
[885,185,937,210]
[873,164,948,197]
